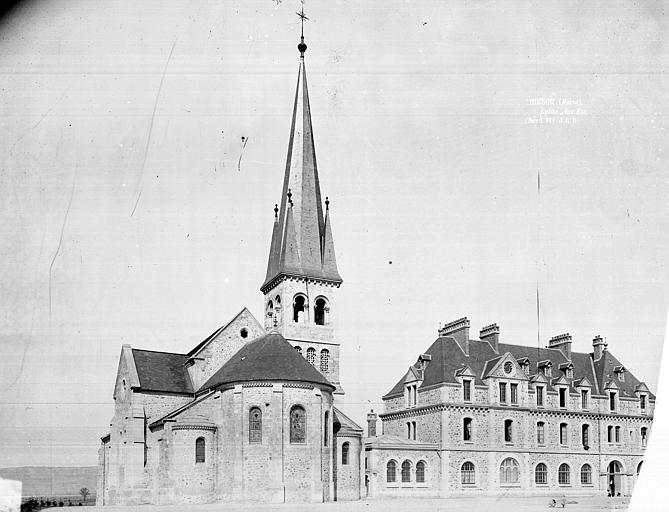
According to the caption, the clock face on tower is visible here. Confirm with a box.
[504,361,513,375]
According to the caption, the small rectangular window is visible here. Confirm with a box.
[610,392,617,412]
[499,383,507,403]
[615,426,620,443]
[510,383,518,404]
[463,380,472,402]
[559,388,567,408]
[607,425,613,443]
[581,390,588,409]
[640,395,647,410]
[504,419,513,443]
[412,421,417,441]
[560,423,568,445]
[537,422,545,445]
[536,386,544,407]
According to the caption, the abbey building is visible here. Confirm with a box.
[363,319,654,498]
[97,32,654,505]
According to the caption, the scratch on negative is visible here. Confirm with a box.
[49,174,76,317]
[131,38,178,216]
[238,137,249,172]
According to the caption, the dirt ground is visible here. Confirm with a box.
[46,495,631,512]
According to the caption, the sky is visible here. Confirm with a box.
[0,0,668,470]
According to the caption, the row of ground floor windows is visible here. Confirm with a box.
[386,460,427,483]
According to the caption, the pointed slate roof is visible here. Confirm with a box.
[261,50,342,291]
[199,331,335,391]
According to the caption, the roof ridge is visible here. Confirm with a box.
[131,348,187,356]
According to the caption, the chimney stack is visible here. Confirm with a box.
[367,409,378,438]
[480,323,500,353]
[548,333,572,360]
[592,335,607,361]
[438,317,470,355]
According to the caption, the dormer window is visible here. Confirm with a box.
[566,368,573,379]
[640,394,647,412]
[559,388,567,408]
[614,365,626,382]
[609,391,618,412]
[463,379,472,402]
[405,384,418,408]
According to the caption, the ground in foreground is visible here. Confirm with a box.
[46,495,631,512]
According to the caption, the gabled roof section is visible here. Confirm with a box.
[187,307,261,358]
[551,375,571,387]
[131,349,194,394]
[149,390,216,429]
[199,331,334,392]
[333,407,363,436]
[261,53,342,292]
[455,365,476,378]
[573,376,592,388]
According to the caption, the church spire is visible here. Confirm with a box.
[261,26,342,292]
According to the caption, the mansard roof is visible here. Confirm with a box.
[199,331,335,392]
[131,349,194,395]
[594,350,654,399]
[383,335,648,400]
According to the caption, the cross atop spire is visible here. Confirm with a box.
[261,29,342,293]
[296,2,308,56]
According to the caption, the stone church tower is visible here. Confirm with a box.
[260,37,344,393]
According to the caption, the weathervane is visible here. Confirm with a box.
[296,1,308,56]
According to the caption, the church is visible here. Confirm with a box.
[96,34,363,505]
[97,29,655,506]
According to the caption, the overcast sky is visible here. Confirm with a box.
[1,0,667,469]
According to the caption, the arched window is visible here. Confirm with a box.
[500,458,519,484]
[461,461,475,485]
[582,424,590,447]
[195,437,205,463]
[416,460,426,483]
[290,405,306,443]
[293,295,307,323]
[535,463,548,485]
[401,460,412,482]
[607,425,613,443]
[249,407,262,444]
[306,348,316,366]
[558,463,570,485]
[266,300,274,318]
[320,349,330,372]
[537,421,545,445]
[386,460,397,483]
[463,418,473,441]
[342,442,350,465]
[294,345,302,355]
[615,425,621,443]
[324,411,329,447]
[581,464,592,485]
[504,419,513,443]
[275,295,281,307]
[314,297,328,325]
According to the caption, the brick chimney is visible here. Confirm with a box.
[367,409,378,438]
[592,335,608,361]
[438,317,470,355]
[549,333,572,360]
[480,323,500,353]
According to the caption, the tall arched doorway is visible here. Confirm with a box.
[608,460,623,496]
